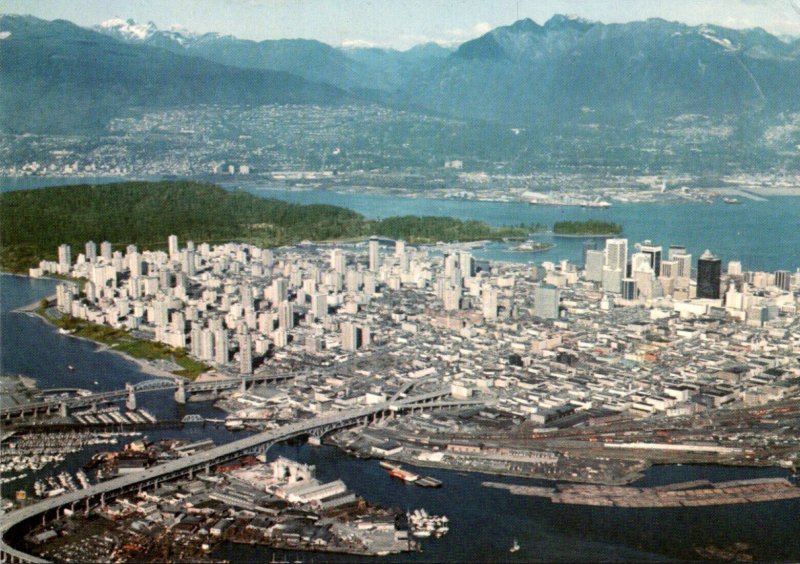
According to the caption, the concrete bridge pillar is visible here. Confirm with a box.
[100,492,106,508]
[58,402,68,418]
[125,383,137,411]
[240,377,247,394]
[174,379,186,404]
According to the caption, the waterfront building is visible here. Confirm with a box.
[668,245,686,260]
[728,261,743,276]
[637,241,662,277]
[604,238,628,272]
[775,270,791,291]
[57,244,71,270]
[697,249,722,299]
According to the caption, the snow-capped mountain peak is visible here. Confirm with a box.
[98,18,158,41]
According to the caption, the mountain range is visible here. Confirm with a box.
[1,13,799,135]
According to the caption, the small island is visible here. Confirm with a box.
[508,241,554,253]
[552,220,622,237]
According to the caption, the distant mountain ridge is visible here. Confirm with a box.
[93,17,453,92]
[1,14,799,135]
[399,15,800,125]
[0,15,351,134]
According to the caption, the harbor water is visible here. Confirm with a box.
[2,182,800,560]
[2,274,800,561]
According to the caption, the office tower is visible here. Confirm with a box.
[697,250,721,299]
[84,241,97,263]
[368,237,380,272]
[601,267,623,294]
[630,252,652,275]
[660,259,678,279]
[604,239,628,271]
[775,270,791,291]
[482,286,498,320]
[534,284,560,319]
[214,328,229,365]
[168,234,179,260]
[672,253,692,279]
[638,241,662,276]
[622,278,637,300]
[582,240,598,268]
[238,331,253,374]
[668,245,687,260]
[584,250,605,282]
[728,261,742,276]
[395,239,406,257]
[57,244,71,268]
[100,241,112,261]
[331,249,346,274]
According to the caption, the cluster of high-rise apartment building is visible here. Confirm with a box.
[30,233,800,425]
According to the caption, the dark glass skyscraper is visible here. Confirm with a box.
[697,249,721,299]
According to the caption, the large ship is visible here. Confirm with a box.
[389,467,419,482]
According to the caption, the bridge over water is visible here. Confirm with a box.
[0,372,297,420]
[0,390,486,563]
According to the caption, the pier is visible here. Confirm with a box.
[483,477,800,507]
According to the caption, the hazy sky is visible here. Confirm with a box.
[4,0,800,49]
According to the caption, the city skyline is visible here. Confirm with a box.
[3,0,800,50]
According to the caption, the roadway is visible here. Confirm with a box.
[0,390,484,563]
[0,372,296,419]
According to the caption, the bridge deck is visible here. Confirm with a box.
[0,391,483,562]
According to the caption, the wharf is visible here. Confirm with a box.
[483,477,800,507]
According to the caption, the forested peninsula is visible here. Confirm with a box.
[0,182,534,272]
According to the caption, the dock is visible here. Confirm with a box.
[482,477,800,507]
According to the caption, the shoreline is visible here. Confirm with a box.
[16,289,181,382]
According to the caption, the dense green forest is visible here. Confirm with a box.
[553,220,622,236]
[0,181,531,271]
